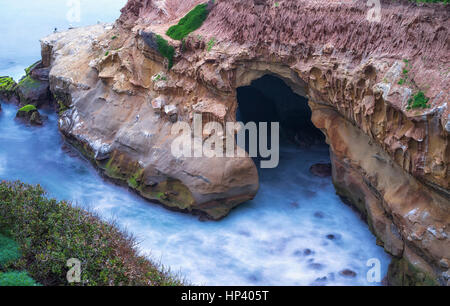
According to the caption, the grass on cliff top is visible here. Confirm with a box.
[0,181,186,286]
[18,104,37,113]
[166,3,209,40]
[156,35,175,69]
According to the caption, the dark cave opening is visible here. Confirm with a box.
[236,74,328,167]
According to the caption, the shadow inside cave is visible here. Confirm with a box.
[236,74,328,169]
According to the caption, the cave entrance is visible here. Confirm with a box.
[236,74,328,169]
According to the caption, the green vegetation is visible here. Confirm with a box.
[18,104,37,113]
[166,3,209,40]
[156,35,175,69]
[407,91,431,110]
[0,77,16,92]
[0,271,40,286]
[105,51,110,57]
[207,37,216,51]
[0,234,20,267]
[396,59,431,111]
[152,73,167,82]
[0,181,185,286]
[398,59,410,85]
[111,35,118,40]
[1,233,40,286]
[57,100,69,115]
[24,61,41,76]
[0,76,17,100]
[17,75,41,91]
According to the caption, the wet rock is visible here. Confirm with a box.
[310,163,332,178]
[313,276,328,285]
[303,249,314,256]
[326,234,341,241]
[16,105,44,126]
[0,76,18,102]
[15,61,51,107]
[440,259,449,269]
[340,269,357,278]
[314,211,325,219]
[309,263,324,270]
[31,67,50,81]
[290,201,300,208]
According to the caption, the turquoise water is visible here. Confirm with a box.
[0,1,391,285]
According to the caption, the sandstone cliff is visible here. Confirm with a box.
[38,0,449,285]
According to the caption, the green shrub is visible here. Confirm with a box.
[407,91,430,110]
[18,105,37,113]
[0,181,184,286]
[166,3,209,40]
[0,234,21,267]
[0,271,40,286]
[156,35,175,69]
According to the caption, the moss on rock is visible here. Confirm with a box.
[166,3,210,40]
[0,76,18,100]
[388,257,439,286]
[18,104,37,113]
[16,104,43,125]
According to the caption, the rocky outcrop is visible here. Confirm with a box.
[39,0,448,284]
[0,61,52,107]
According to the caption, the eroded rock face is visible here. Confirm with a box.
[40,0,448,284]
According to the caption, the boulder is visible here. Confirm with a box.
[16,105,44,125]
[0,76,18,102]
[15,61,51,107]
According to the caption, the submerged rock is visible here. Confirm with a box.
[310,163,332,178]
[340,269,357,278]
